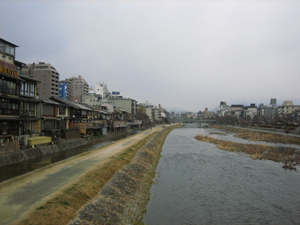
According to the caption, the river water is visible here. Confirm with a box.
[143,125,300,225]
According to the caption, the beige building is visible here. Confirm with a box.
[278,100,300,117]
[108,98,137,115]
[82,94,138,116]
[21,62,59,98]
[61,75,89,103]
[203,108,213,119]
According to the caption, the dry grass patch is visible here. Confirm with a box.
[210,125,300,145]
[195,135,299,170]
[209,132,226,136]
[69,124,182,225]
[14,132,157,225]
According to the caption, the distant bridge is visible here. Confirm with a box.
[169,119,217,124]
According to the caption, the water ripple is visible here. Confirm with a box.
[144,126,300,225]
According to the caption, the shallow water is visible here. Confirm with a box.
[143,125,300,225]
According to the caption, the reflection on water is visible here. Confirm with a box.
[0,141,110,183]
[143,125,300,225]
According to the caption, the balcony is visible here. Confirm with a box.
[0,109,19,116]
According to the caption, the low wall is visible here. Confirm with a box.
[0,141,20,155]
[61,130,81,139]
[0,138,91,167]
[0,127,164,167]
[69,125,179,224]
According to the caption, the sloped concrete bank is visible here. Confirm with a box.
[69,125,180,225]
[0,138,94,167]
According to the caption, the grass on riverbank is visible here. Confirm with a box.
[195,135,300,170]
[210,125,300,145]
[72,125,182,225]
[14,132,158,225]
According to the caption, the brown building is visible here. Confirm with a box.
[21,62,59,98]
[60,75,89,103]
[0,38,40,149]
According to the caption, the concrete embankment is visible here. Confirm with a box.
[69,125,179,225]
[0,138,94,167]
[0,130,145,167]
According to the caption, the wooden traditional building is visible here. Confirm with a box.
[0,38,40,149]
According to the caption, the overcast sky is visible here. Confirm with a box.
[1,1,299,112]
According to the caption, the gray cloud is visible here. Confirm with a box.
[1,1,299,112]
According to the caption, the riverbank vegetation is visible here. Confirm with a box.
[15,132,157,225]
[195,135,300,170]
[210,125,300,145]
[15,125,181,225]
[69,125,181,225]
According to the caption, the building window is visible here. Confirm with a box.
[0,79,17,95]
[21,102,35,116]
[58,107,66,115]
[0,41,15,56]
[0,99,19,115]
[20,83,35,96]
[2,122,7,134]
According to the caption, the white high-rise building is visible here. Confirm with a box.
[89,82,109,99]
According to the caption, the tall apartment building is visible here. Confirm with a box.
[21,62,59,98]
[60,75,89,103]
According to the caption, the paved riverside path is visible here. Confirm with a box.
[0,126,163,225]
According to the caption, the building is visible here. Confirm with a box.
[145,104,155,122]
[82,81,134,116]
[0,38,41,148]
[21,62,60,98]
[230,105,244,117]
[243,104,257,119]
[61,75,89,103]
[270,98,277,106]
[203,108,213,119]
[153,106,165,122]
[278,100,300,117]
[89,82,110,99]
[59,81,68,100]
[257,98,278,120]
[108,98,138,116]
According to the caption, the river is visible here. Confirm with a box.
[143,125,300,225]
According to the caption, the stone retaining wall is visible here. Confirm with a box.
[69,125,178,225]
[0,127,152,167]
[0,138,92,167]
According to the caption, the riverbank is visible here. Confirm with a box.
[211,124,300,145]
[195,126,300,170]
[2,125,180,225]
[0,129,146,167]
[68,125,180,225]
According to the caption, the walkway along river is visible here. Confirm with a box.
[0,141,110,183]
[0,126,164,225]
[143,124,300,225]
[0,128,147,182]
